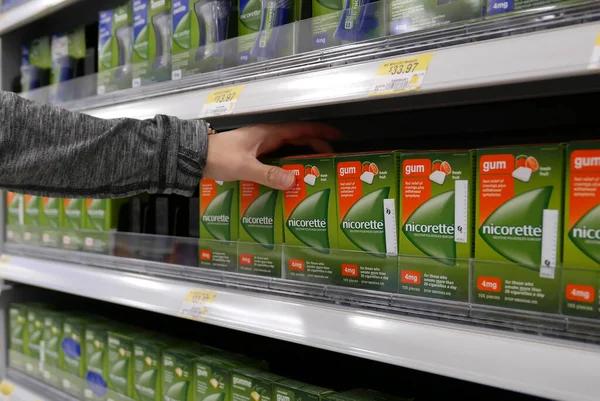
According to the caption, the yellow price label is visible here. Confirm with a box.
[0,380,15,396]
[178,289,218,322]
[200,85,245,117]
[589,31,600,69]
[370,53,434,96]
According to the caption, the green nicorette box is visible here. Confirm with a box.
[562,140,600,319]
[83,198,128,254]
[23,194,41,246]
[60,315,89,397]
[324,389,413,401]
[107,329,138,400]
[6,192,24,243]
[9,303,28,372]
[274,379,334,401]
[388,0,483,36]
[61,198,86,251]
[162,345,218,401]
[281,154,339,285]
[194,352,268,401]
[133,336,178,401]
[24,304,48,378]
[42,310,65,387]
[133,0,172,87]
[334,151,400,292]
[98,2,134,94]
[200,179,239,271]
[84,322,111,401]
[474,144,565,314]
[40,197,63,248]
[398,150,475,302]
[239,159,284,277]
[231,367,285,401]
[21,37,51,92]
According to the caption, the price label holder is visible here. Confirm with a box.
[370,53,434,96]
[200,85,245,117]
[589,31,600,69]
[178,289,217,322]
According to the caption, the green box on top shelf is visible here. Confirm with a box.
[83,198,128,254]
[61,198,86,251]
[98,2,134,94]
[6,192,24,243]
[41,197,63,248]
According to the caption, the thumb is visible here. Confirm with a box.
[245,159,296,190]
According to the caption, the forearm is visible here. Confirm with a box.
[0,91,207,198]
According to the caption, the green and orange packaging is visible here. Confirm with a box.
[281,155,339,284]
[61,198,86,251]
[23,195,42,245]
[40,197,63,248]
[6,192,24,243]
[562,141,600,319]
[398,151,474,302]
[199,179,239,271]
[474,145,565,314]
[83,199,128,254]
[239,160,284,277]
[334,151,400,292]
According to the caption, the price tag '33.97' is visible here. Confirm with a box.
[200,85,245,117]
[179,289,217,322]
[370,53,434,96]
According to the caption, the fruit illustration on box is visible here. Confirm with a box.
[303,164,321,186]
[512,155,538,183]
[359,162,379,184]
[429,160,452,185]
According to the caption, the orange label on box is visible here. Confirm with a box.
[341,264,359,277]
[200,179,217,214]
[477,276,502,292]
[479,154,515,223]
[401,270,421,284]
[566,284,596,303]
[239,254,253,266]
[288,259,305,271]
[569,150,600,228]
[200,250,212,261]
[401,158,432,223]
[282,164,306,219]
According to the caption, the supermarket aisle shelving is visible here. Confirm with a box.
[1,253,600,401]
[0,0,82,34]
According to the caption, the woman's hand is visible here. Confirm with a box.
[203,122,341,190]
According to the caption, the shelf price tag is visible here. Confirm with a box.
[370,53,434,96]
[589,32,600,69]
[179,289,217,322]
[200,85,245,117]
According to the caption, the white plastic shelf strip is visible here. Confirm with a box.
[0,0,81,35]
[83,22,600,121]
[2,254,600,401]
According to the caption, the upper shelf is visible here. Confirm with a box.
[18,1,600,125]
[0,0,81,35]
[2,252,600,401]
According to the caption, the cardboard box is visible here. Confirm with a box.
[98,2,134,94]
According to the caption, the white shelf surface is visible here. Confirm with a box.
[2,254,600,401]
[83,22,600,121]
[0,0,81,35]
[4,369,78,401]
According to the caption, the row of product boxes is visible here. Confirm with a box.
[9,302,411,401]
[6,141,600,319]
[19,0,579,96]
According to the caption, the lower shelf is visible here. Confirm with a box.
[2,252,600,400]
[4,368,77,401]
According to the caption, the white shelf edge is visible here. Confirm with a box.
[0,0,81,35]
[2,254,600,401]
[82,22,600,121]
[4,369,77,401]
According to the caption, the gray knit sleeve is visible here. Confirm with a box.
[0,91,207,198]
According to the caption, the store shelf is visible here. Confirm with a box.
[3,369,77,401]
[0,0,81,35]
[2,253,600,401]
[75,20,600,122]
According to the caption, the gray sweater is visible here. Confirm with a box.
[0,91,208,198]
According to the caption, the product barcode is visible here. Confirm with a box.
[171,69,182,80]
[385,79,409,91]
